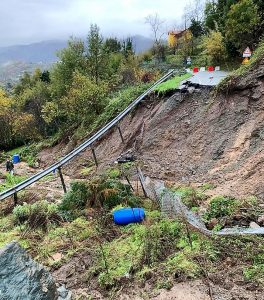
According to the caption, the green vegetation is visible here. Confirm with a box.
[155,73,192,94]
[91,215,201,288]
[0,175,263,293]
[0,174,27,192]
[59,181,91,217]
[59,171,141,220]
[87,83,151,134]
[0,25,157,151]
[204,196,238,220]
[13,200,61,231]
[171,185,207,209]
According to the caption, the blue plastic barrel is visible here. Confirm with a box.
[12,154,20,164]
[113,208,145,225]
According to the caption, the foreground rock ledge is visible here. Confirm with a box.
[0,241,58,300]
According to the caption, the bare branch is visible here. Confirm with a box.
[145,13,165,45]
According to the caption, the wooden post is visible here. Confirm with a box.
[91,148,98,167]
[117,124,125,143]
[125,175,134,191]
[58,167,67,194]
[13,192,18,206]
[137,168,148,198]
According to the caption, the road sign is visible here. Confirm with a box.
[243,47,252,58]
[242,57,250,65]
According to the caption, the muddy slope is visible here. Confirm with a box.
[38,63,264,200]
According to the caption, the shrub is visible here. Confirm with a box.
[96,178,141,209]
[59,181,91,212]
[13,200,61,231]
[59,177,141,220]
[172,186,207,209]
[106,168,120,179]
[89,83,151,132]
[204,196,238,220]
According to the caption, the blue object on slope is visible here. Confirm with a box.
[12,154,20,164]
[113,208,145,225]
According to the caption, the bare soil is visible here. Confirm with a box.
[37,81,264,201]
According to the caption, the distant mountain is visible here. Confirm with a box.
[131,35,153,53]
[0,35,153,65]
[0,61,52,86]
[0,40,68,64]
[0,35,154,85]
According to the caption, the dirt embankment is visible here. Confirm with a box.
[37,62,264,200]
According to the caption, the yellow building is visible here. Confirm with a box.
[168,30,192,47]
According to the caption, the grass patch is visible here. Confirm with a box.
[0,174,27,192]
[155,73,192,94]
[171,185,207,209]
[79,166,94,177]
[34,217,94,265]
[13,200,61,231]
[7,145,27,156]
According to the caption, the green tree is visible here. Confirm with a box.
[204,1,218,31]
[217,0,239,32]
[204,0,239,32]
[16,81,51,135]
[0,89,13,149]
[104,37,122,53]
[252,0,264,38]
[56,72,109,130]
[122,37,134,58]
[13,72,32,96]
[51,38,86,98]
[87,24,106,84]
[226,0,260,50]
[40,70,50,83]
[201,30,227,64]
[190,19,205,37]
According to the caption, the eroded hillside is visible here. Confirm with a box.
[36,60,264,201]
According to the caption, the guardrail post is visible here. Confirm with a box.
[13,192,18,206]
[117,124,125,143]
[91,148,98,167]
[137,168,148,198]
[58,167,67,194]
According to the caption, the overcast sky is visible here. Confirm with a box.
[0,0,188,47]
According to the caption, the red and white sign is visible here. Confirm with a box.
[243,47,252,58]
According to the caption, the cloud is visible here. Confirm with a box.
[0,0,188,47]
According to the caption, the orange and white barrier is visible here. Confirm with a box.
[192,66,221,72]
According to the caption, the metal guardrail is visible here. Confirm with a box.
[0,70,175,201]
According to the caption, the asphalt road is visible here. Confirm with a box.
[188,70,229,86]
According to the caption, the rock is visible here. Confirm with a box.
[250,221,260,229]
[233,214,243,221]
[223,279,234,290]
[58,286,68,298]
[207,218,218,230]
[52,252,63,262]
[0,241,58,300]
[58,285,72,300]
[257,215,264,225]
